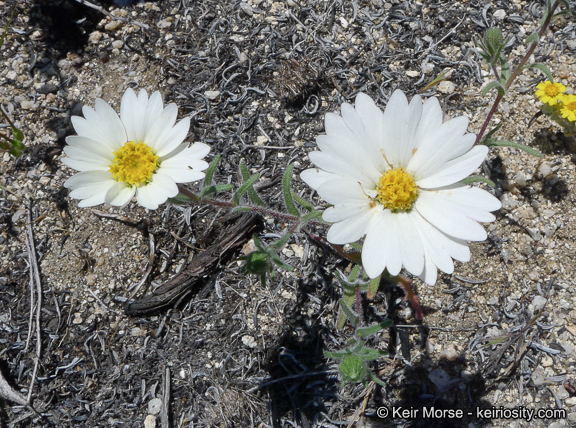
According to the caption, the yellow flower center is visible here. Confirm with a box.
[109,141,159,186]
[565,101,576,112]
[545,84,561,97]
[377,167,418,211]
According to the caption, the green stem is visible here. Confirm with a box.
[474,0,561,145]
[176,184,328,227]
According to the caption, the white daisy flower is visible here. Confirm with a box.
[301,90,501,285]
[62,88,210,210]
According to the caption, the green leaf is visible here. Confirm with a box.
[349,264,361,282]
[240,251,271,275]
[367,274,381,298]
[339,354,366,382]
[484,123,503,140]
[420,71,449,93]
[484,139,543,157]
[461,175,496,187]
[299,210,324,228]
[270,254,294,271]
[199,184,234,199]
[525,32,539,45]
[232,173,259,206]
[338,298,359,327]
[524,63,554,82]
[500,57,511,84]
[270,232,292,249]
[368,370,387,387]
[292,192,315,212]
[203,154,221,187]
[239,161,267,207]
[282,164,300,216]
[169,193,198,204]
[481,80,506,96]
[486,27,503,49]
[357,346,389,361]
[0,5,16,50]
[357,320,394,338]
[324,350,350,359]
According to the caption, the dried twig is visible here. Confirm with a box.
[161,366,172,428]
[24,202,42,405]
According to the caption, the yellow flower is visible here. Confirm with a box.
[558,94,576,122]
[535,80,566,105]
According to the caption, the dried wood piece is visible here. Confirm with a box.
[124,212,261,316]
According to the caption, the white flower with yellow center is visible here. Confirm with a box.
[301,90,501,285]
[62,88,209,210]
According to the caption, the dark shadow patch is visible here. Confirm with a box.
[28,0,102,58]
[260,280,337,428]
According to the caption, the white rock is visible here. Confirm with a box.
[437,80,456,94]
[148,398,162,415]
[144,415,156,428]
[204,90,221,101]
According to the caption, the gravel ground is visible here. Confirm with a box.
[2,0,576,427]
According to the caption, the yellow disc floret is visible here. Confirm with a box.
[377,167,418,211]
[535,81,566,106]
[109,141,159,186]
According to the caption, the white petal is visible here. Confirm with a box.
[323,203,374,223]
[153,118,190,157]
[408,118,473,179]
[325,104,388,171]
[395,212,425,277]
[396,94,423,166]
[63,145,111,165]
[316,178,371,206]
[64,169,112,188]
[316,135,381,182]
[135,174,177,210]
[415,190,488,241]
[121,88,151,143]
[417,145,489,188]
[362,211,399,277]
[354,93,384,154]
[309,151,374,187]
[105,182,136,207]
[65,135,115,162]
[61,157,110,172]
[135,185,158,210]
[158,166,205,183]
[325,205,376,244]
[380,89,410,166]
[65,170,116,206]
[71,115,126,151]
[300,168,335,190]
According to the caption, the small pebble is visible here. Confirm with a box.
[148,398,162,415]
[144,415,156,428]
[204,90,221,101]
[104,21,123,31]
[437,80,456,94]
